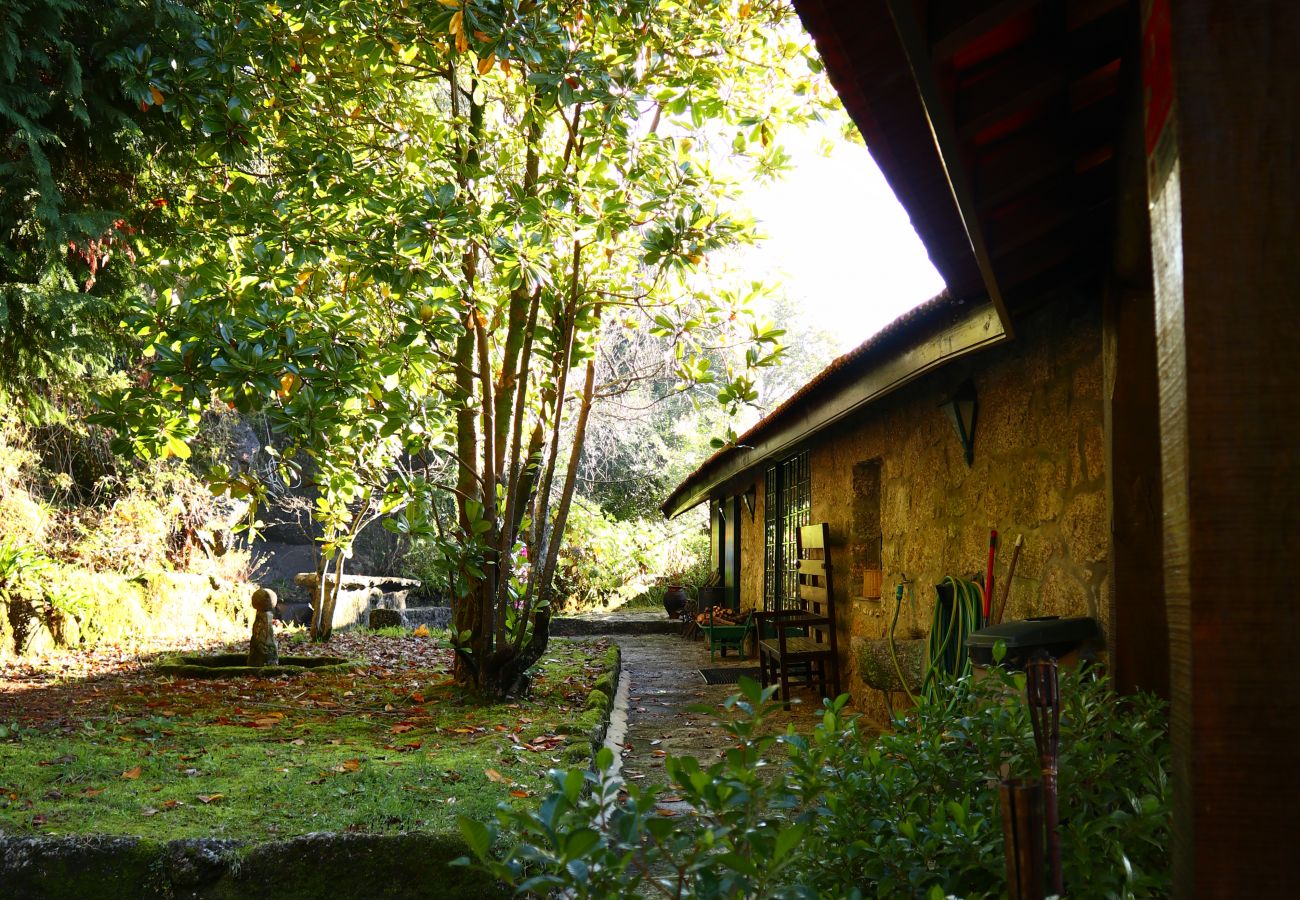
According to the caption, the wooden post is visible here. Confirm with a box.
[999,778,1045,900]
[1143,0,1300,893]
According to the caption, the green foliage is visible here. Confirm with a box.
[461,671,1171,898]
[96,0,836,671]
[0,538,51,606]
[0,400,252,653]
[0,0,189,408]
[549,500,710,611]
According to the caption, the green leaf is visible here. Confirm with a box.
[457,816,491,860]
[773,822,807,863]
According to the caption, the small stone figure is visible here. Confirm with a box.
[248,587,279,667]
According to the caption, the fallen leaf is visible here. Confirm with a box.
[651,750,667,758]
[655,808,679,817]
[660,795,684,803]
[122,766,142,780]
[142,807,158,817]
[484,768,511,785]
[290,738,306,746]
[342,759,362,772]
[32,814,47,826]
[390,724,415,734]
[197,794,224,805]
[509,789,530,798]
[80,787,106,798]
[412,624,430,637]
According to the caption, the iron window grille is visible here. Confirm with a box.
[763,451,810,612]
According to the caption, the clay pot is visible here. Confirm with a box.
[663,585,689,619]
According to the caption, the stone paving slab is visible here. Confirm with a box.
[551,608,685,637]
[594,633,829,808]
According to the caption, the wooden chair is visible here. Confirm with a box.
[756,522,841,708]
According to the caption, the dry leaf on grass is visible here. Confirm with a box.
[197,794,224,805]
[121,766,142,780]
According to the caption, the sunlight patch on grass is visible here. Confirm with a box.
[0,637,617,841]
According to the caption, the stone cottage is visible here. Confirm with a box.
[663,288,1108,723]
[662,0,1300,888]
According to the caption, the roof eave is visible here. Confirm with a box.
[661,299,1008,519]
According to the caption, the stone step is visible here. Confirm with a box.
[550,615,683,637]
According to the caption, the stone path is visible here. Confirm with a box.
[592,625,826,806]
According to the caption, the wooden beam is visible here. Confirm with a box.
[974,132,1071,208]
[1145,0,1300,893]
[956,55,1064,145]
[885,0,1016,336]
[930,0,1038,65]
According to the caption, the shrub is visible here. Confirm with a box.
[460,670,1170,898]
[549,500,711,612]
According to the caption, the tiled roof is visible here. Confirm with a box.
[662,289,967,516]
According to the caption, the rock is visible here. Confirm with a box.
[368,608,403,630]
[274,602,313,627]
[251,587,277,612]
[50,610,79,649]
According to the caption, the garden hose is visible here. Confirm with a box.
[921,576,985,705]
[888,580,918,706]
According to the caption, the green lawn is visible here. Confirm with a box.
[0,632,618,841]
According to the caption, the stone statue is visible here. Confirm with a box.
[248,587,280,667]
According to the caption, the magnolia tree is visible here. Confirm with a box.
[107,0,836,693]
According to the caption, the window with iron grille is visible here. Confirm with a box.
[763,451,810,611]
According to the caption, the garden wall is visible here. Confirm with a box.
[738,296,1108,724]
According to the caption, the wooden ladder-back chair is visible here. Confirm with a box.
[757,522,841,708]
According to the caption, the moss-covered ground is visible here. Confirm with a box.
[0,631,618,842]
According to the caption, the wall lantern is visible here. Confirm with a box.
[940,379,978,466]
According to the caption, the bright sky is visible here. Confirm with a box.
[737,125,946,353]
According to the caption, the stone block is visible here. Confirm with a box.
[1062,489,1108,565]
[1083,423,1105,484]
[368,608,403,630]
[1037,560,1090,619]
[274,602,313,627]
[404,606,453,630]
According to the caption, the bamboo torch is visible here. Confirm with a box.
[1026,652,1063,896]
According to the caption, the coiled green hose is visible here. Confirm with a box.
[921,575,985,706]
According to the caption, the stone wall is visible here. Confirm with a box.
[732,297,1107,726]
